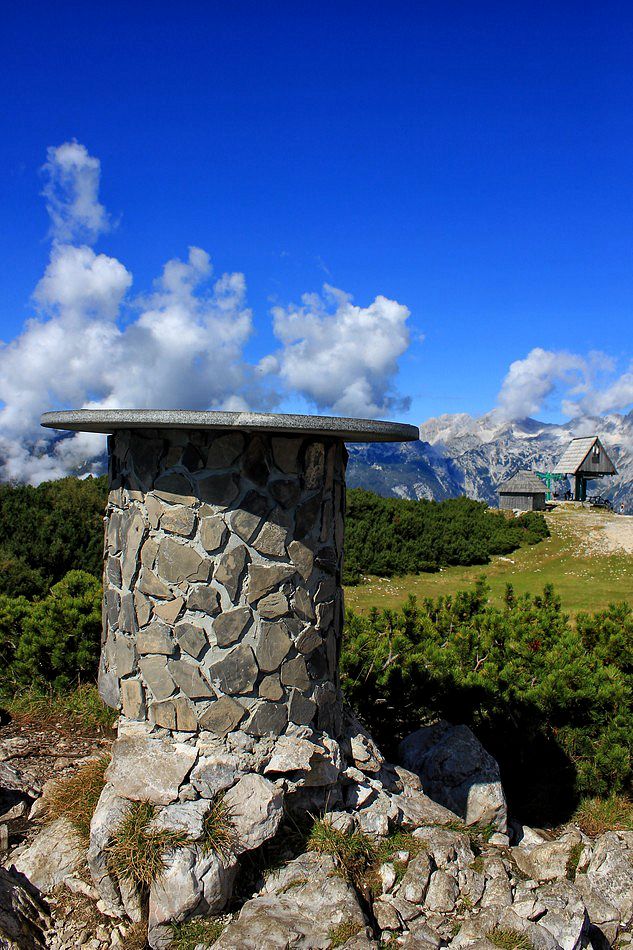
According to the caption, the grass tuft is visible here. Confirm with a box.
[120,922,150,949]
[573,794,633,837]
[106,801,191,892]
[565,842,584,880]
[44,753,110,844]
[487,928,532,949]
[2,683,117,734]
[307,819,376,887]
[328,917,362,947]
[170,917,226,949]
[202,795,238,859]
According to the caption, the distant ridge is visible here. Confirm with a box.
[347,409,633,511]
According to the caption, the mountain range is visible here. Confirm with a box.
[347,410,633,511]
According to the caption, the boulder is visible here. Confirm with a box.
[0,867,50,949]
[211,852,368,949]
[400,721,507,832]
[223,773,284,854]
[586,831,633,927]
[12,817,84,894]
[512,830,583,882]
[106,736,197,805]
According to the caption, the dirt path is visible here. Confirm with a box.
[550,505,633,557]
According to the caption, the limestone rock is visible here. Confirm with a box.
[251,518,288,557]
[400,720,507,832]
[198,696,246,736]
[151,799,209,838]
[213,606,252,647]
[586,831,633,927]
[106,736,197,805]
[212,852,367,949]
[206,432,244,468]
[0,867,50,949]
[197,473,239,506]
[244,701,288,737]
[153,596,184,624]
[209,643,258,695]
[153,473,196,505]
[513,830,583,882]
[288,539,314,580]
[191,754,242,798]
[12,817,84,894]
[223,773,284,854]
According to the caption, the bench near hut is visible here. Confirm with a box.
[552,436,617,501]
[498,470,548,511]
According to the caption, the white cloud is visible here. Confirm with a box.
[264,284,411,417]
[1,142,415,483]
[42,141,110,244]
[497,347,633,420]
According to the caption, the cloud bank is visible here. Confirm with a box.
[497,348,633,421]
[0,141,413,483]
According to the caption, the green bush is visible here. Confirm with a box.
[0,476,107,596]
[2,570,102,691]
[341,581,632,823]
[344,490,549,584]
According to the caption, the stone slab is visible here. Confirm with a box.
[41,409,419,443]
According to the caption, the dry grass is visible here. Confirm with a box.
[105,801,191,892]
[2,683,116,735]
[170,917,226,949]
[574,794,633,837]
[44,753,110,844]
[121,922,150,950]
[487,929,532,949]
[202,795,238,859]
[328,918,363,947]
[307,819,376,888]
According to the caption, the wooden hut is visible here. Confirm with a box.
[552,436,617,501]
[498,471,548,511]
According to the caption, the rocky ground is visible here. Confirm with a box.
[1,712,631,950]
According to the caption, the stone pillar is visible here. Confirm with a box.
[99,426,346,741]
[40,410,417,946]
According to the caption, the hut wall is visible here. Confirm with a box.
[499,493,546,512]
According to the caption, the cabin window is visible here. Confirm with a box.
[592,446,600,462]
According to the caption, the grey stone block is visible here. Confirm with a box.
[175,621,208,659]
[244,701,288,737]
[138,621,176,656]
[157,537,211,584]
[187,585,221,615]
[198,696,246,736]
[160,506,196,536]
[199,514,227,552]
[197,473,239,506]
[168,658,214,698]
[213,606,252,647]
[214,544,248,600]
[246,562,295,604]
[257,591,289,620]
[121,678,145,720]
[281,656,310,690]
[139,656,176,701]
[209,643,259,695]
[255,621,292,672]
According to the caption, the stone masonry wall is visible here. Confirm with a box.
[99,427,346,741]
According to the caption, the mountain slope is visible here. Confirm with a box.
[348,410,633,511]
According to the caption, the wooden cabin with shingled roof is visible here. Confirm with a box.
[498,470,548,511]
[552,436,617,501]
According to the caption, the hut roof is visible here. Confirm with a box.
[552,436,616,475]
[498,471,547,494]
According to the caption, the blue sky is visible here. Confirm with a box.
[1,1,633,480]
